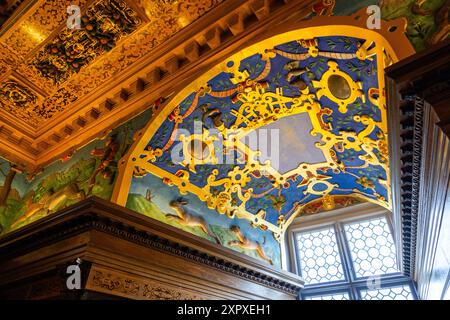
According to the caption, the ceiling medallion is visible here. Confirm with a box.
[313,60,364,113]
[0,78,41,124]
[0,79,37,109]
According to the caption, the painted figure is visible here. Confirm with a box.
[312,0,335,16]
[89,133,119,187]
[145,189,153,201]
[165,198,221,244]
[304,0,335,19]
[200,104,224,129]
[228,226,273,265]
[11,183,85,228]
[283,61,309,81]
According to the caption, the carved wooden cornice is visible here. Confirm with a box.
[0,0,317,172]
[386,40,450,134]
[386,40,450,278]
[0,196,304,299]
[389,95,423,277]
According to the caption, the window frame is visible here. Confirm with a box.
[286,203,418,300]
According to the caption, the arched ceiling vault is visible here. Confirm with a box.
[114,13,414,241]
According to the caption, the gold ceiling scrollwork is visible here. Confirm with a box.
[0,78,41,123]
[113,15,414,242]
[313,60,364,113]
[0,79,37,109]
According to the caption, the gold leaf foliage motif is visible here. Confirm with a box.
[0,79,39,123]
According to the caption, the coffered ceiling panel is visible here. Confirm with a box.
[0,0,224,127]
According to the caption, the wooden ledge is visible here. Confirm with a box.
[0,197,304,300]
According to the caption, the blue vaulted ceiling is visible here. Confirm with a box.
[131,35,390,237]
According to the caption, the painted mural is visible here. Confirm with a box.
[114,21,406,266]
[127,174,280,266]
[381,0,449,52]
[0,103,282,266]
[0,160,29,235]
[0,110,151,234]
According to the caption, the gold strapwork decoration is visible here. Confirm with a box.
[113,15,414,242]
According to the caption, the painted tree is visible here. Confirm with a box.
[0,162,19,207]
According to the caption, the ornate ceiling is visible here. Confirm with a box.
[0,0,224,127]
[1,0,318,172]
[0,1,418,244]
[114,20,415,239]
[0,1,416,191]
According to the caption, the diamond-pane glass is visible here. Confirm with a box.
[344,217,399,278]
[305,292,350,300]
[296,227,345,285]
[360,284,414,300]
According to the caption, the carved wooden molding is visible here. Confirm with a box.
[87,266,206,300]
[0,197,304,299]
[415,106,450,299]
[386,40,450,282]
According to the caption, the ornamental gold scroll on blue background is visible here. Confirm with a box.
[127,35,389,266]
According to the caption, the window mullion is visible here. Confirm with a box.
[334,223,354,284]
[292,232,303,277]
[335,222,363,299]
[349,285,359,300]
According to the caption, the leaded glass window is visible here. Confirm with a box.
[304,292,350,300]
[360,284,414,300]
[344,217,399,278]
[295,227,345,284]
[293,214,417,300]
